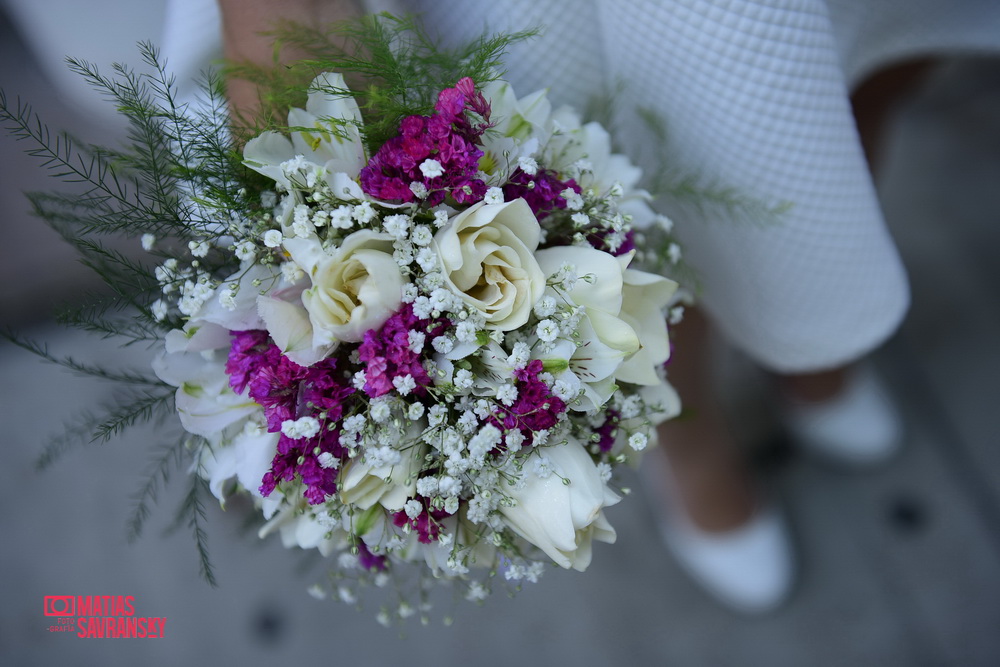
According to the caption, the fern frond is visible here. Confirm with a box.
[126,434,188,542]
[91,389,176,443]
[170,475,218,587]
[2,330,165,386]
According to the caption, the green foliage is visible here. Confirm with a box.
[1,330,166,386]
[229,12,536,153]
[170,474,219,587]
[127,436,190,543]
[32,388,175,470]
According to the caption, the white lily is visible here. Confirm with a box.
[152,343,258,439]
[535,245,640,410]
[616,254,679,386]
[197,426,279,503]
[243,72,366,190]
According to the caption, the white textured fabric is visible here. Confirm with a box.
[157,0,1000,372]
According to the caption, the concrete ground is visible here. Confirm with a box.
[2,7,1000,666]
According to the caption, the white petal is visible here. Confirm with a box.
[257,295,331,366]
[243,131,295,189]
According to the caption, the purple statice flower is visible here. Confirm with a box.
[502,168,581,220]
[226,330,281,394]
[359,78,491,206]
[440,77,493,143]
[247,356,308,432]
[257,360,354,504]
[260,426,347,504]
[586,227,636,257]
[392,497,452,544]
[224,330,356,505]
[595,408,621,453]
[357,304,447,398]
[356,541,388,571]
[491,359,567,437]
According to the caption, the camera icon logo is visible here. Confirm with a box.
[44,596,75,616]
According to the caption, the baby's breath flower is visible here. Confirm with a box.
[410,224,433,246]
[219,284,239,311]
[370,399,391,423]
[410,182,429,199]
[393,374,417,396]
[416,247,439,272]
[281,261,305,284]
[562,188,584,211]
[517,156,538,175]
[352,202,377,224]
[483,187,505,205]
[536,319,559,342]
[432,336,455,354]
[234,240,257,262]
[628,432,649,451]
[317,452,339,469]
[533,295,557,318]
[330,205,353,229]
[280,416,321,439]
[455,321,478,344]
[419,159,444,179]
[188,239,210,257]
[151,299,168,321]
[383,214,411,239]
[263,229,283,248]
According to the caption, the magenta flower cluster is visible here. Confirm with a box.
[503,167,581,220]
[490,359,567,436]
[392,496,452,544]
[595,408,620,453]
[226,330,354,505]
[356,541,388,571]
[357,304,447,398]
[359,77,492,206]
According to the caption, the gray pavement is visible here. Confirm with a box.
[2,9,1000,666]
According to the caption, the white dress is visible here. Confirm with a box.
[390,0,1000,372]
[153,0,998,372]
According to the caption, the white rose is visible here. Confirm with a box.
[500,439,620,571]
[297,229,405,344]
[435,199,545,331]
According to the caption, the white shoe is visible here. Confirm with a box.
[781,365,903,467]
[662,505,795,614]
[641,452,795,614]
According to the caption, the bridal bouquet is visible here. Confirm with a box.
[3,16,682,623]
